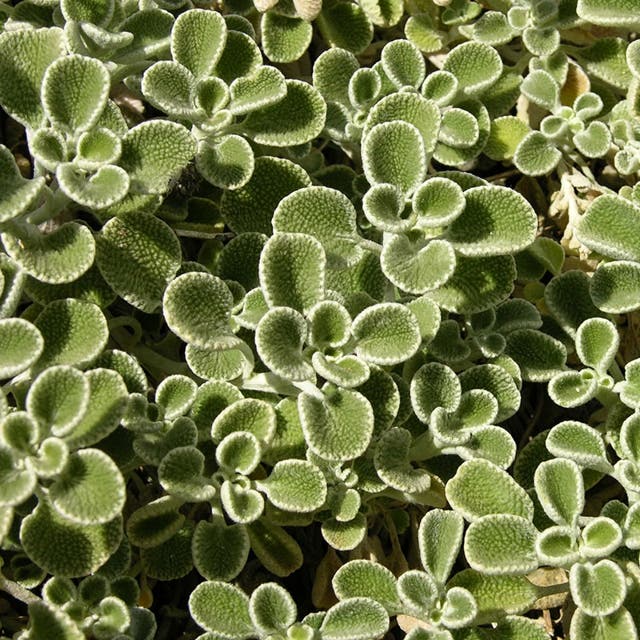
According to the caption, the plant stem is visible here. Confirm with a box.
[0,575,40,606]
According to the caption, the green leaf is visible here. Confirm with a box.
[359,366,401,434]
[258,460,327,512]
[406,296,441,344]
[156,375,197,420]
[57,163,129,209]
[422,70,458,106]
[570,560,627,617]
[140,523,194,581]
[360,0,403,27]
[419,508,464,585]
[570,608,639,640]
[0,145,46,223]
[255,307,314,381]
[186,344,253,382]
[163,272,239,350]
[25,601,84,640]
[259,233,325,313]
[75,128,122,170]
[212,398,277,445]
[333,560,400,613]
[0,27,66,129]
[574,121,611,158]
[374,427,431,493]
[171,9,227,78]
[312,48,359,106]
[548,370,598,408]
[513,132,562,176]
[215,30,262,85]
[33,299,108,371]
[299,385,373,461]
[447,186,537,257]
[247,519,303,577]
[159,446,216,503]
[576,194,640,262]
[348,68,381,110]
[190,582,251,637]
[590,260,640,313]
[363,121,426,194]
[126,496,185,549]
[484,116,530,161]
[397,569,438,613]
[49,449,124,525]
[249,583,297,635]
[536,525,579,566]
[316,1,373,54]
[244,80,326,147]
[261,13,312,63]
[196,135,255,191]
[412,178,465,228]
[521,70,559,112]
[63,368,128,448]
[273,186,360,269]
[119,8,174,59]
[459,364,520,422]
[381,39,425,89]
[192,519,249,581]
[97,211,181,313]
[352,303,421,366]
[229,65,287,115]
[534,458,584,527]
[446,459,534,522]
[312,353,370,388]
[21,501,122,578]
[411,362,461,423]
[141,61,196,118]
[471,11,515,45]
[42,55,109,133]
[439,108,480,148]
[0,449,36,506]
[576,318,619,374]
[0,318,43,379]
[504,329,567,382]
[546,420,612,472]
[221,480,264,524]
[464,514,538,575]
[428,255,516,314]
[581,517,623,558]
[320,598,389,640]
[405,13,446,54]
[443,41,502,95]
[577,0,640,25]
[119,120,196,195]
[621,411,640,463]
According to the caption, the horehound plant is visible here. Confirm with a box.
[1,0,640,638]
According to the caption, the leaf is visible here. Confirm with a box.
[439,108,479,148]
[273,186,360,269]
[577,0,640,25]
[186,344,253,382]
[447,186,537,256]
[249,583,297,635]
[581,517,623,558]
[363,121,426,195]
[406,296,441,343]
[352,303,421,366]
[411,362,461,422]
[75,128,122,170]
[258,460,327,513]
[405,13,446,54]
[484,116,530,161]
[140,523,194,581]
[521,70,559,112]
[422,70,458,106]
[244,80,326,147]
[412,178,465,228]
[192,519,249,581]
[312,48,359,106]
[534,458,584,527]
[97,211,181,313]
[546,420,612,472]
[215,30,262,84]
[620,412,640,463]
[574,121,611,158]
[536,525,579,566]
[229,66,287,115]
[126,496,185,549]
[381,39,425,89]
[443,41,502,95]
[419,508,464,585]
[212,398,276,446]
[570,560,627,617]
[332,560,400,613]
[25,601,84,640]
[311,353,370,388]
[397,569,438,613]
[349,68,382,110]
[428,255,516,314]
[57,163,130,209]
[570,607,639,640]
[220,481,264,524]
[255,307,314,381]
[261,13,312,63]
[504,329,567,382]
[0,318,43,379]
[42,55,110,133]
[156,375,197,420]
[190,581,253,638]
[0,145,46,223]
[446,459,534,522]
[196,135,255,191]
[459,364,520,422]
[119,120,196,195]
[259,233,325,314]
[159,446,216,503]
[320,598,389,640]
[576,318,619,374]
[247,519,303,577]
[464,514,538,575]
[21,501,122,578]
[0,449,36,507]
[513,132,562,176]
[49,449,125,525]
[590,260,640,313]
[171,9,227,78]
[316,2,373,54]
[299,386,373,461]
[33,299,108,371]
[141,61,196,118]
[163,273,239,351]
[374,427,431,493]
[0,27,66,129]
[548,370,598,408]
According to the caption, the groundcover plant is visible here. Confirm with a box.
[1,0,640,637]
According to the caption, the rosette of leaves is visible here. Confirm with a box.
[608,101,640,176]
[514,72,612,176]
[140,9,326,190]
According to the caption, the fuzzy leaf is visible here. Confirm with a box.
[513,132,561,176]
[156,375,197,420]
[140,522,194,581]
[25,600,84,640]
[216,431,261,475]
[165,273,237,350]
[0,28,66,128]
[576,318,619,374]
[590,260,640,313]
[273,186,360,269]
[248,519,303,577]
[504,329,567,382]
[443,41,502,95]
[534,458,584,527]
[349,68,381,110]
[570,560,627,617]
[312,48,359,106]
[412,177,465,228]
[546,420,612,472]
[255,307,314,381]
[57,164,129,209]
[261,13,312,64]
[485,116,530,161]
[119,120,196,195]
[446,459,534,522]
[411,362,461,422]
[548,370,598,408]
[141,61,196,118]
[574,121,611,158]
[577,0,640,25]
[447,186,537,257]
[229,66,286,115]
[363,184,415,233]
[419,509,464,585]
[581,517,623,558]
[375,427,431,493]
[570,607,638,640]
[333,560,400,613]
[189,581,253,638]
[0,145,46,223]
[248,583,297,635]
[312,353,370,388]
[316,2,373,54]
[97,211,180,313]
[320,598,389,640]
[397,569,438,613]
[258,460,327,513]
[49,449,124,525]
[159,446,216,503]
[126,496,184,549]
[192,519,249,582]
[212,398,276,446]
[196,135,255,191]
[215,30,261,84]
[439,108,479,148]
[381,39,425,89]
[464,514,538,575]
[521,70,559,112]
[363,121,426,194]
[0,318,43,379]
[299,386,373,461]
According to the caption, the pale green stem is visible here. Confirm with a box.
[537,581,570,597]
[241,373,301,397]
[0,574,40,606]
[27,187,72,226]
